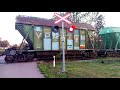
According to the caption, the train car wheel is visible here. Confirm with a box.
[26,53,34,62]
[17,54,25,62]
[5,55,15,63]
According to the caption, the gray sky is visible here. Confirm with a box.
[0,12,120,45]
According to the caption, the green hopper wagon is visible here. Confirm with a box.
[99,27,120,50]
[4,15,97,63]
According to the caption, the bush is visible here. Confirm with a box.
[0,48,5,55]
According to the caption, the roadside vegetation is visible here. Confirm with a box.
[37,57,120,78]
[0,48,5,55]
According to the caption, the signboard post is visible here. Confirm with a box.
[54,13,71,72]
[62,21,65,72]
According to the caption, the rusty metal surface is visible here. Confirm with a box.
[0,56,44,78]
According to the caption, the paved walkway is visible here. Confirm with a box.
[0,55,6,64]
[0,56,44,78]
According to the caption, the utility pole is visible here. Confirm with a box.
[62,21,65,72]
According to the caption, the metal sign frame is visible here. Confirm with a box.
[54,13,71,24]
[54,13,72,72]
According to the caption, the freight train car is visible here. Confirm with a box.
[4,15,97,63]
[98,27,120,57]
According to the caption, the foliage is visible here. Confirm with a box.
[0,48,5,54]
[0,39,10,47]
[52,12,100,24]
[52,12,105,32]
[11,44,19,49]
[94,14,105,33]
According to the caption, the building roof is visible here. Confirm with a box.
[16,15,96,30]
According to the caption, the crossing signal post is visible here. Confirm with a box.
[54,13,71,72]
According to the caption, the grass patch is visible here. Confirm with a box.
[37,58,120,78]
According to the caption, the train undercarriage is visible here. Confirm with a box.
[4,48,98,63]
[4,48,120,63]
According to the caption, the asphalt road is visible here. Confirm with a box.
[0,56,44,78]
[0,55,6,64]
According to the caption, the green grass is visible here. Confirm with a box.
[37,57,120,78]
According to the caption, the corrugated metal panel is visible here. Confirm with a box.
[67,30,73,50]
[43,26,51,50]
[74,30,80,50]
[34,26,43,50]
[80,30,85,49]
[52,32,59,50]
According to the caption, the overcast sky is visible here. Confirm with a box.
[0,12,120,45]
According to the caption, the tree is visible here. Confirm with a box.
[1,40,10,48]
[12,44,18,47]
[52,12,105,31]
[52,12,99,24]
[94,14,105,33]
[0,38,10,48]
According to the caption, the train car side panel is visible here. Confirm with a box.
[67,29,74,50]
[34,26,43,50]
[74,29,80,50]
[52,30,60,50]
[23,24,34,45]
[80,29,86,49]
[43,26,52,50]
